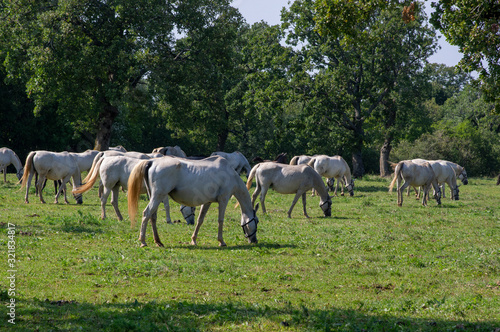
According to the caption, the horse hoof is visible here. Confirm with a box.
[155,242,164,247]
[397,203,402,207]
[219,242,227,247]
[140,243,148,248]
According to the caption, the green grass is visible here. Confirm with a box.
[0,174,499,331]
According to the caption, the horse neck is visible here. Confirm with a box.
[233,182,254,218]
[343,163,352,183]
[12,153,22,171]
[312,175,329,201]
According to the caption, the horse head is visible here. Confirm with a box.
[320,197,332,217]
[242,204,259,244]
[346,179,355,196]
[73,192,83,205]
[452,186,460,201]
[433,187,442,205]
[180,205,196,225]
[16,167,24,180]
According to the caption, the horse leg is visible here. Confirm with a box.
[37,175,47,204]
[259,186,269,215]
[301,192,310,218]
[441,183,446,198]
[150,210,164,247]
[191,203,212,246]
[334,177,340,197]
[2,167,6,183]
[54,177,70,204]
[421,185,430,206]
[251,182,261,210]
[139,198,162,247]
[287,190,305,218]
[398,181,409,207]
[163,197,172,224]
[25,171,35,203]
[216,199,229,247]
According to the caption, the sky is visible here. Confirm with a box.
[232,0,462,67]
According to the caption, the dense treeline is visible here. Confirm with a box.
[0,0,498,176]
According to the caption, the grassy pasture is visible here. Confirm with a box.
[0,173,498,331]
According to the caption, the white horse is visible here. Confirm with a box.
[69,150,100,173]
[246,162,332,218]
[210,151,252,177]
[20,151,83,204]
[389,160,441,207]
[307,155,354,196]
[128,156,259,247]
[152,145,187,157]
[73,155,195,224]
[0,147,23,182]
[435,160,468,196]
[409,159,462,200]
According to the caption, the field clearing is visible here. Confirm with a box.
[0,173,499,331]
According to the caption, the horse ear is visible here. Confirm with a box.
[254,203,259,213]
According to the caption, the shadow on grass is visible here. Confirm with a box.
[9,297,499,332]
[182,242,297,251]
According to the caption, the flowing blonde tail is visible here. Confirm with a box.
[289,156,299,165]
[128,160,150,227]
[83,152,104,183]
[19,151,35,188]
[307,157,316,167]
[388,162,402,192]
[73,157,104,194]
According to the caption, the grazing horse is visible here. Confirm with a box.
[73,156,195,224]
[128,156,259,247]
[408,159,464,199]
[307,155,354,196]
[289,155,313,165]
[389,160,441,207]
[152,145,187,157]
[0,147,23,182]
[435,160,468,196]
[211,151,252,178]
[246,162,332,218]
[20,151,83,204]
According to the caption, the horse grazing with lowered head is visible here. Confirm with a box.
[127,156,259,247]
[245,162,332,218]
[20,151,83,204]
[73,155,195,224]
[389,160,441,207]
[0,147,23,182]
[211,151,252,178]
[307,155,354,197]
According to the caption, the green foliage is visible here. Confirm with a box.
[430,0,500,112]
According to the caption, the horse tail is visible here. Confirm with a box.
[289,156,299,165]
[73,157,104,194]
[128,160,151,228]
[83,152,104,183]
[307,157,316,168]
[389,162,402,192]
[246,163,261,190]
[388,161,398,171]
[20,151,36,188]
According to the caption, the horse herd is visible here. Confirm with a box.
[0,146,474,247]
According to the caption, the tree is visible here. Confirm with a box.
[430,0,500,112]
[282,0,437,177]
[0,0,234,150]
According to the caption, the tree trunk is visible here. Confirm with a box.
[351,117,365,178]
[216,129,228,152]
[93,101,119,151]
[379,138,392,177]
